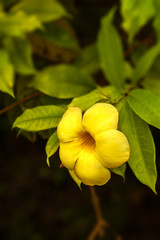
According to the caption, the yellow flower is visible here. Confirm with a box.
[57,103,130,186]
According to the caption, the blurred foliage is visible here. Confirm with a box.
[1,0,160,239]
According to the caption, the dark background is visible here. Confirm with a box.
[0,99,160,240]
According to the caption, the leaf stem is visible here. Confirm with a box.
[0,91,42,115]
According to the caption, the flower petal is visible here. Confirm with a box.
[69,170,81,189]
[57,107,84,142]
[96,129,130,168]
[59,138,81,170]
[74,152,111,186]
[82,103,118,137]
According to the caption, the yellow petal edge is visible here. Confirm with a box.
[57,107,84,142]
[96,129,130,169]
[82,103,119,137]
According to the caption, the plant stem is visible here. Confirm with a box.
[87,186,122,240]
[0,91,42,115]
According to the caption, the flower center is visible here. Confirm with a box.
[80,131,95,153]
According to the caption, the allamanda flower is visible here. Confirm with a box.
[57,103,130,186]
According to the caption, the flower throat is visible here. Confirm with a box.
[80,132,95,152]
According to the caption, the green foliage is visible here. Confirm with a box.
[0,49,14,97]
[11,0,70,22]
[124,61,133,79]
[153,0,160,41]
[118,101,157,193]
[100,86,122,102]
[37,22,79,50]
[0,0,160,193]
[142,77,160,96]
[121,0,155,42]
[111,163,126,179]
[13,105,66,131]
[98,8,125,90]
[31,65,96,99]
[45,130,59,166]
[74,43,99,74]
[70,86,123,111]
[70,89,104,112]
[132,44,160,83]
[4,37,36,74]
[127,89,160,129]
[0,11,41,37]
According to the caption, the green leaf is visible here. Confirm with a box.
[120,0,155,42]
[97,7,125,90]
[0,49,14,97]
[125,61,133,79]
[70,86,123,111]
[37,22,79,50]
[147,55,160,77]
[13,105,66,131]
[0,11,41,37]
[45,131,59,166]
[39,95,70,107]
[153,0,160,41]
[141,56,160,95]
[127,89,160,129]
[118,101,157,192]
[111,163,126,179]
[142,77,160,96]
[31,65,96,99]
[19,130,37,142]
[99,85,122,103]
[132,44,160,83]
[69,89,104,112]
[74,43,99,74]
[4,37,36,75]
[12,0,70,23]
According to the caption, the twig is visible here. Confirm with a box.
[89,186,105,223]
[87,186,122,240]
[0,91,42,115]
[87,186,108,240]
